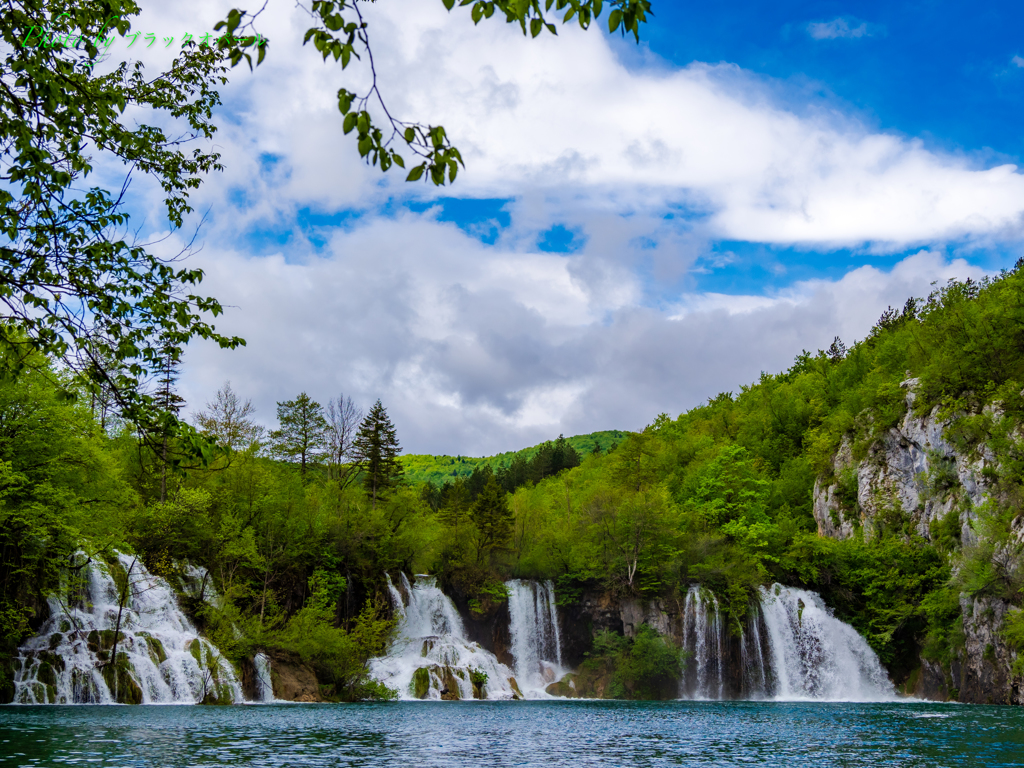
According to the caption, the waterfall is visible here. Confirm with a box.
[505,579,565,695]
[679,583,894,702]
[252,653,275,702]
[740,603,769,698]
[758,584,893,701]
[369,574,519,700]
[12,553,243,705]
[681,586,724,699]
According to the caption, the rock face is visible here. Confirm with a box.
[812,379,992,543]
[813,378,1023,705]
[269,652,322,702]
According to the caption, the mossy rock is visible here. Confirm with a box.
[37,651,65,673]
[26,681,48,703]
[58,619,72,633]
[70,668,102,703]
[412,667,431,699]
[545,674,579,699]
[139,634,167,665]
[201,680,235,705]
[36,661,57,687]
[509,677,524,700]
[101,654,143,704]
[87,629,119,654]
[188,639,205,665]
[48,633,62,650]
[438,666,461,700]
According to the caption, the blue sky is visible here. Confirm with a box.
[124,0,1022,455]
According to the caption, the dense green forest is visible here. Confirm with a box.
[3,267,1024,700]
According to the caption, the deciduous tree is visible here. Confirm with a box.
[270,393,328,478]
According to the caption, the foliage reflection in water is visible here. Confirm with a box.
[2,701,1024,767]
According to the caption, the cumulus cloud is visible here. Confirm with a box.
[179,209,986,455]
[807,18,871,40]
[102,2,1013,455]
[1013,55,1024,68]
[122,0,1023,253]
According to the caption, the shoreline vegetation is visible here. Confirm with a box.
[3,268,1024,703]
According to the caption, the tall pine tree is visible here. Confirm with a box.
[353,399,404,508]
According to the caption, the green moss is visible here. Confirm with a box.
[139,633,167,665]
[101,653,143,704]
[412,667,430,699]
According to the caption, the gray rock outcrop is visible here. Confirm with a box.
[813,378,1023,704]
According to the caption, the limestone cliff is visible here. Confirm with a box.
[812,378,1022,704]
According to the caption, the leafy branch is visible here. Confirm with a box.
[218,0,651,185]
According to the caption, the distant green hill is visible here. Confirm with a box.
[400,430,630,486]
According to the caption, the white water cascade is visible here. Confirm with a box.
[680,586,725,699]
[678,583,894,702]
[252,653,275,702]
[758,584,893,701]
[369,574,519,700]
[505,579,565,696]
[12,553,243,705]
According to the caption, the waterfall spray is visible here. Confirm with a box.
[506,579,565,695]
[13,553,242,705]
[369,574,518,700]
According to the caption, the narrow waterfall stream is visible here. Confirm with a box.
[369,574,519,700]
[678,583,894,701]
[12,553,242,705]
[505,579,565,696]
[252,653,275,702]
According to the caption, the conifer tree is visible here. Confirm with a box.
[155,348,186,502]
[352,399,404,508]
[270,393,328,478]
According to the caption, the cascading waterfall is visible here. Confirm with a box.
[758,584,893,701]
[369,574,519,700]
[12,553,243,705]
[505,579,565,695]
[681,586,724,699]
[679,583,894,702]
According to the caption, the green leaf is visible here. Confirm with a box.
[530,18,542,37]
[343,113,358,134]
[607,8,622,32]
[406,164,426,182]
[338,90,354,114]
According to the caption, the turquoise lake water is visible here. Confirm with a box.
[2,700,1023,767]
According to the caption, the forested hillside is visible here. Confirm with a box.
[401,430,629,486]
[3,266,1024,701]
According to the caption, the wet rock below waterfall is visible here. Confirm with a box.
[545,674,579,698]
[268,652,322,702]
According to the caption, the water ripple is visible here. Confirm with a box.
[1,701,1023,768]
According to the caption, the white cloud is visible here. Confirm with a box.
[807,18,871,40]
[129,0,1024,252]
[179,208,989,455]
[1013,55,1024,68]
[102,1,1020,455]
